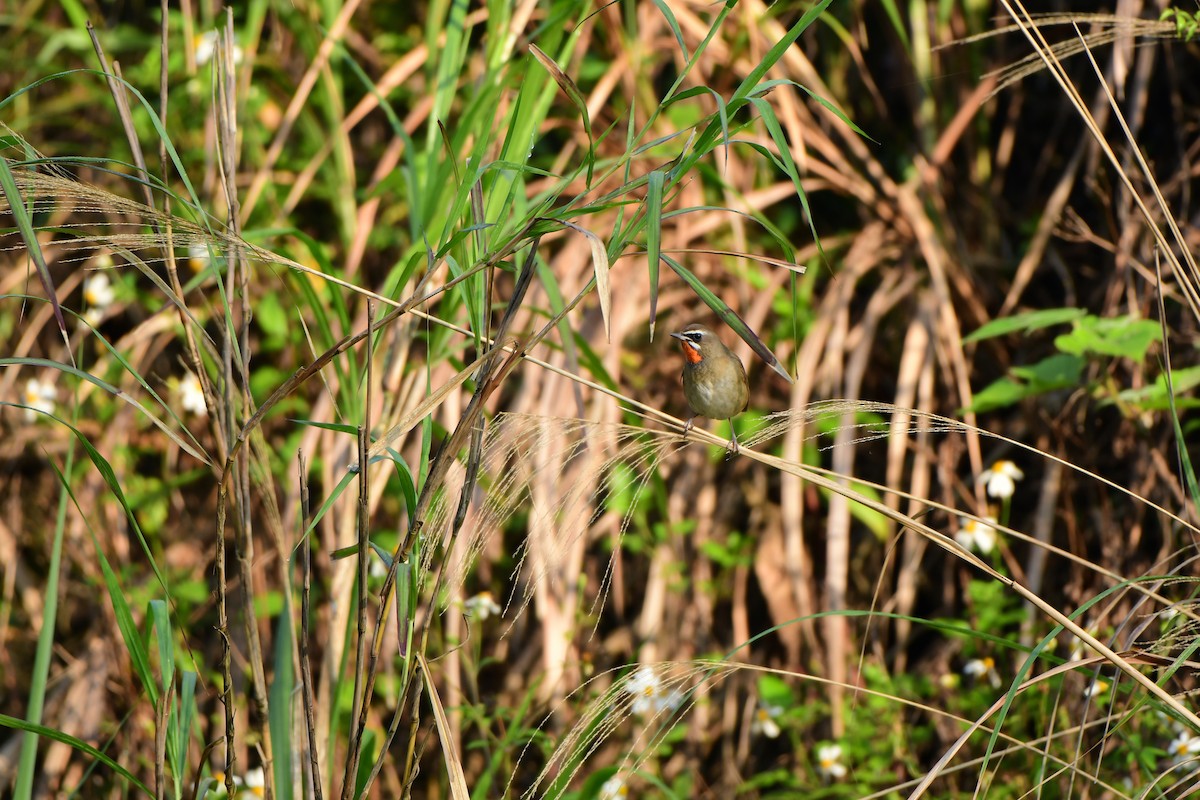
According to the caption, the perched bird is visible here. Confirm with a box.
[671,323,749,454]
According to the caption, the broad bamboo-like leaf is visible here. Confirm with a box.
[662,255,793,384]
[559,219,611,342]
[529,43,595,186]
[646,170,664,340]
[749,97,827,267]
[420,653,471,800]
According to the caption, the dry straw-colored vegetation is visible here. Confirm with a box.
[2,1,1200,798]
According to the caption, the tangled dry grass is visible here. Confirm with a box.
[2,1,1200,798]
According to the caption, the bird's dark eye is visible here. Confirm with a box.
[683,332,703,344]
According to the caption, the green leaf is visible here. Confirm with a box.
[575,767,620,800]
[730,0,834,105]
[0,713,151,795]
[1116,365,1200,411]
[1010,353,1085,391]
[0,356,208,463]
[0,155,69,342]
[964,377,1038,413]
[269,611,294,800]
[963,307,1086,342]
[1054,316,1160,360]
[383,447,419,516]
[172,671,198,798]
[792,83,875,142]
[528,43,594,186]
[650,0,688,59]
[46,427,169,709]
[646,170,664,340]
[756,674,796,707]
[254,290,290,344]
[150,600,174,695]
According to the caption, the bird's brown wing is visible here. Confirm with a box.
[738,358,749,413]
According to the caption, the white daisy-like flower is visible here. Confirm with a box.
[1066,630,1103,663]
[955,516,997,554]
[195,31,244,67]
[188,243,212,274]
[179,371,207,417]
[369,555,389,581]
[239,766,265,796]
[978,460,1024,499]
[204,770,230,798]
[963,657,1002,689]
[207,767,267,798]
[22,378,56,422]
[1169,732,1200,766]
[751,703,783,739]
[83,271,116,324]
[598,775,628,800]
[815,743,847,781]
[624,666,683,715]
[463,591,501,621]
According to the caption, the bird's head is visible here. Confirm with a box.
[670,323,718,365]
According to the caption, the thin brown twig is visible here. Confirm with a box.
[298,451,324,800]
[342,304,375,800]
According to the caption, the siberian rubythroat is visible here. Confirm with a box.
[671,323,749,454]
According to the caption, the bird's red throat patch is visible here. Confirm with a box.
[681,342,703,364]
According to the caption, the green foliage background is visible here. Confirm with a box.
[2,1,1200,798]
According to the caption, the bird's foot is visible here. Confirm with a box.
[682,417,695,439]
[725,428,740,458]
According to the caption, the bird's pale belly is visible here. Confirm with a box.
[688,376,744,419]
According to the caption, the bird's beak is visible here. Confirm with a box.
[670,331,686,342]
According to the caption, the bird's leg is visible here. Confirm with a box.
[682,416,695,439]
[726,424,740,457]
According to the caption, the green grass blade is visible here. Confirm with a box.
[529,43,594,185]
[0,713,151,796]
[730,0,834,104]
[269,610,295,800]
[14,445,73,800]
[172,670,198,799]
[150,600,175,692]
[0,355,209,463]
[646,170,664,340]
[748,97,826,268]
[0,156,69,344]
[650,0,689,60]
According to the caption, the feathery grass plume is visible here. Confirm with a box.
[941,13,1182,99]
[515,660,715,800]
[449,413,681,627]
